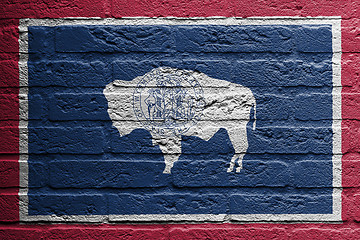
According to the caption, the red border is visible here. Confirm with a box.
[0,18,19,223]
[1,0,360,237]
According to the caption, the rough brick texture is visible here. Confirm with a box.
[1,0,360,239]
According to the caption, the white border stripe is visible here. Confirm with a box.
[331,18,342,219]
[18,17,342,223]
[18,27,29,221]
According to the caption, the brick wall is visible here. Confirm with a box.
[1,0,360,239]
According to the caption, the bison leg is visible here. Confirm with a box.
[227,153,238,172]
[162,153,181,174]
[236,155,244,173]
[153,136,182,174]
[227,125,248,173]
[227,153,245,172]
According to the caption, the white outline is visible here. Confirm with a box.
[18,17,342,223]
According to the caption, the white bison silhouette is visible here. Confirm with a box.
[104,67,256,174]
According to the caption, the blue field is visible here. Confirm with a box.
[27,24,333,215]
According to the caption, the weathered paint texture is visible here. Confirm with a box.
[19,18,340,222]
[0,0,360,239]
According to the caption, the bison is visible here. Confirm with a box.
[104,67,256,174]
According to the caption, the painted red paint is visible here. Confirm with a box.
[109,0,360,19]
[0,60,19,89]
[0,19,19,223]
[342,120,360,154]
[342,153,360,188]
[342,53,360,93]
[342,19,360,53]
[2,0,358,19]
[1,224,360,239]
[0,189,19,222]
[342,188,360,221]
[112,0,234,18]
[233,0,360,19]
[0,226,43,239]
[0,20,19,54]
[0,160,19,188]
[343,92,360,120]
[0,0,109,18]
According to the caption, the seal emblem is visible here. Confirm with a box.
[133,67,205,137]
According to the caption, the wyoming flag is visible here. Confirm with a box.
[19,17,341,222]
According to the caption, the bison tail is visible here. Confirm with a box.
[252,101,256,131]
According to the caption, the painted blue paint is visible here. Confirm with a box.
[27,24,333,216]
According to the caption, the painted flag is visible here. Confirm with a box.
[20,17,341,222]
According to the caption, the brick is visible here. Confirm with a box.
[28,61,110,87]
[28,94,45,120]
[49,93,109,121]
[342,188,359,221]
[170,227,288,240]
[0,52,18,61]
[0,228,42,240]
[0,160,18,187]
[351,229,360,239]
[342,19,360,53]
[172,160,290,187]
[0,88,18,95]
[48,227,167,240]
[342,120,360,153]
[112,60,156,82]
[174,25,293,53]
[295,25,332,53]
[184,60,233,81]
[28,26,55,54]
[49,160,169,188]
[193,0,234,17]
[112,60,233,83]
[234,0,358,19]
[0,127,18,154]
[343,92,360,120]
[108,194,227,214]
[291,161,332,187]
[0,60,18,88]
[342,188,360,223]
[294,94,332,120]
[342,53,360,89]
[230,193,332,214]
[300,0,360,19]
[0,226,167,239]
[291,228,352,240]
[112,0,233,18]
[342,153,360,187]
[0,0,108,18]
[28,193,107,215]
[28,162,47,188]
[55,25,174,53]
[0,94,19,121]
[0,189,19,222]
[244,127,332,154]
[234,60,333,87]
[28,127,104,154]
[0,20,18,53]
[256,94,292,120]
